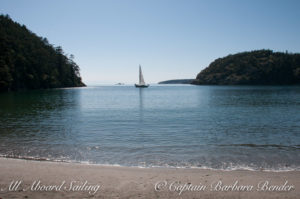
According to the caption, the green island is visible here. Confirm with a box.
[192,50,300,85]
[158,79,194,84]
[0,15,85,92]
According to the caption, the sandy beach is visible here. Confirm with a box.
[0,158,298,199]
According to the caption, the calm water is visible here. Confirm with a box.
[0,85,299,170]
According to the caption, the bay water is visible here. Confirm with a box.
[0,85,299,170]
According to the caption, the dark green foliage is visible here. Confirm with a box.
[193,50,300,85]
[0,14,85,91]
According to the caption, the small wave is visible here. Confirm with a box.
[218,144,300,150]
[0,154,69,163]
[0,154,299,172]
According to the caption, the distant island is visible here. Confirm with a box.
[0,15,85,92]
[192,50,300,85]
[158,79,194,84]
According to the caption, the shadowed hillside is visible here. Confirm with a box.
[0,14,85,91]
[193,50,300,85]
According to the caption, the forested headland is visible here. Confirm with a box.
[0,14,85,91]
[192,50,300,85]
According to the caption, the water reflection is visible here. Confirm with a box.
[138,88,144,121]
[0,88,81,140]
[137,88,147,167]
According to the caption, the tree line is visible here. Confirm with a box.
[0,14,85,91]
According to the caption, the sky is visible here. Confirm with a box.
[1,0,300,85]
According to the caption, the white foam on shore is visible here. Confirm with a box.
[0,154,299,172]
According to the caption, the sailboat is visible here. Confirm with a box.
[135,65,149,88]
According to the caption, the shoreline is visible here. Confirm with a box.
[1,156,299,172]
[0,157,299,198]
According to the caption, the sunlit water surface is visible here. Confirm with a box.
[0,85,299,170]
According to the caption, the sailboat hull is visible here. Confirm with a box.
[135,84,149,88]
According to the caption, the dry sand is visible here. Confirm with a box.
[0,158,298,199]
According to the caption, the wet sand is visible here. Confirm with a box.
[0,158,299,198]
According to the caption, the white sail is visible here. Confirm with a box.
[135,65,149,87]
[139,65,146,85]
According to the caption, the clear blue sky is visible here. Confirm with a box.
[1,0,300,84]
